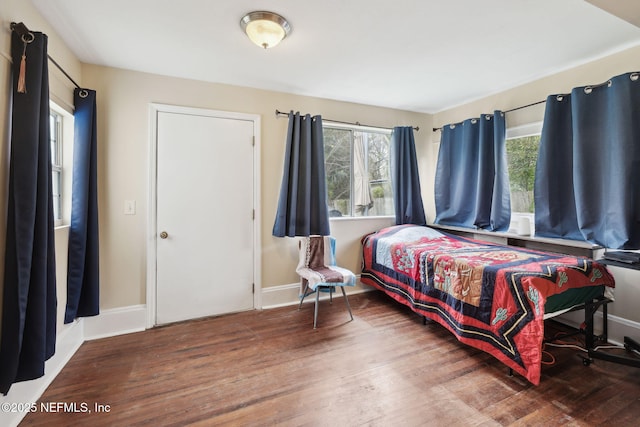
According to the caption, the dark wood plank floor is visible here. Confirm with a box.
[21,291,640,426]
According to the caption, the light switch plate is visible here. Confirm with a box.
[124,200,136,215]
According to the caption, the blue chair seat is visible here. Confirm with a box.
[296,236,355,328]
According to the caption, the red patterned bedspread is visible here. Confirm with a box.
[360,225,615,385]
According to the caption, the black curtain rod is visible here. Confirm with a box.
[431,99,547,132]
[275,109,420,132]
[430,72,635,133]
[10,22,84,92]
[47,55,81,90]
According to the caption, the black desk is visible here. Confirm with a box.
[600,258,640,270]
[580,269,640,368]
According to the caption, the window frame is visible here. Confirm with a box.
[50,108,63,226]
[49,101,74,227]
[505,121,543,233]
[322,122,394,219]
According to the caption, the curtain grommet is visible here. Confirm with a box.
[78,89,89,98]
[21,32,35,44]
[630,73,639,82]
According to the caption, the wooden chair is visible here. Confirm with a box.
[296,236,355,328]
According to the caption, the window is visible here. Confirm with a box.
[505,122,542,214]
[323,125,394,217]
[49,102,74,226]
[50,109,63,223]
[505,135,539,213]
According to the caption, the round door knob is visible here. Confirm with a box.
[159,231,168,239]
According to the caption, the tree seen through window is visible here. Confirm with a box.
[323,126,393,217]
[505,135,540,213]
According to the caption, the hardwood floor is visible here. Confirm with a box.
[21,291,640,426]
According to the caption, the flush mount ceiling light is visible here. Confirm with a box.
[240,11,291,49]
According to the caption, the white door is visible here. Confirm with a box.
[155,110,255,325]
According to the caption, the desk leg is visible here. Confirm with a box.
[624,336,640,354]
[583,298,640,368]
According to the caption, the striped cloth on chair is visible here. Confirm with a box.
[296,236,355,292]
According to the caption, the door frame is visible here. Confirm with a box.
[146,103,262,328]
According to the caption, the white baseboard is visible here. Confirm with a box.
[605,314,640,346]
[0,321,84,427]
[0,305,147,427]
[83,305,147,341]
[2,293,637,427]
[261,277,375,309]
[555,310,640,347]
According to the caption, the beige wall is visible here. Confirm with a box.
[2,1,639,329]
[428,44,640,324]
[427,45,640,220]
[1,1,82,333]
[80,64,431,309]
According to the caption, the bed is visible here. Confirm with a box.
[360,224,615,385]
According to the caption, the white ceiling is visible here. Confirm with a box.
[31,0,640,114]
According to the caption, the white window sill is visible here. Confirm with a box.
[429,223,601,257]
[329,215,395,221]
[55,223,70,231]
